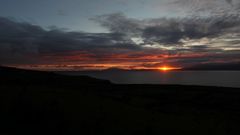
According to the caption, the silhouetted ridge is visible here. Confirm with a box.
[0,66,111,86]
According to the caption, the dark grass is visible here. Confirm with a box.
[1,66,240,135]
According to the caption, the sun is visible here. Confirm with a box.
[158,66,182,71]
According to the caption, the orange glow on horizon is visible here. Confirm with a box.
[158,66,182,71]
[8,64,183,71]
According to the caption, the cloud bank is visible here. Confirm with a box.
[0,0,240,70]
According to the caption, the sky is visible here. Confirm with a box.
[0,0,239,70]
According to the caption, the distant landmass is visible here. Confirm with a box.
[86,63,240,72]
[1,66,240,135]
[185,62,240,70]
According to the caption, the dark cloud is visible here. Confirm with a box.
[91,13,142,36]
[91,0,240,46]
[0,17,141,65]
[0,12,239,70]
[142,19,184,44]
[172,0,240,16]
[225,0,233,5]
[93,13,240,45]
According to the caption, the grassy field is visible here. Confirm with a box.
[1,67,240,135]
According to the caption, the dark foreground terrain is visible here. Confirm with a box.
[1,66,240,135]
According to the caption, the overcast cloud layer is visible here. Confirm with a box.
[0,0,239,70]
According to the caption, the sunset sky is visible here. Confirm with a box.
[0,0,240,70]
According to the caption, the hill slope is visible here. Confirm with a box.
[1,66,240,135]
[0,66,111,85]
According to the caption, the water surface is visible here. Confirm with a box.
[62,71,240,88]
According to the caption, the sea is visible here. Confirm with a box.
[61,71,240,88]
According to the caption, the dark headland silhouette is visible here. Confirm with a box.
[1,66,240,135]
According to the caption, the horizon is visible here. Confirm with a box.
[2,64,240,72]
[1,65,239,88]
